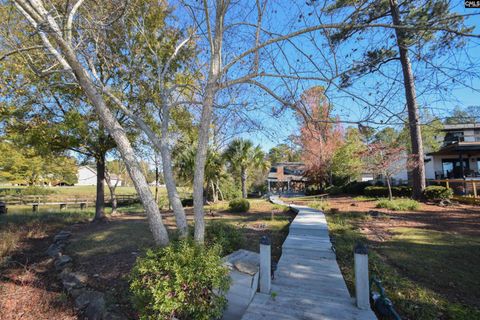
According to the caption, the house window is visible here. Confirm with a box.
[442,159,469,178]
[444,131,464,144]
[475,129,480,142]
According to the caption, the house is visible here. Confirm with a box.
[266,162,308,193]
[75,166,123,186]
[426,123,480,180]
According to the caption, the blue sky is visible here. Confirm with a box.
[230,2,480,152]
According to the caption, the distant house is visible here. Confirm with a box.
[425,123,480,180]
[384,123,480,187]
[266,162,308,193]
[75,166,123,186]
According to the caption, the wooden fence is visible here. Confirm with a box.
[0,194,139,206]
[429,179,480,196]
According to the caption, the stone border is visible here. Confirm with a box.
[46,230,124,320]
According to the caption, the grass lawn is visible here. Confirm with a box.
[64,199,293,317]
[326,201,480,320]
[0,185,192,202]
[0,198,293,319]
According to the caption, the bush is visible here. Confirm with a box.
[130,240,230,320]
[364,186,412,198]
[423,186,453,200]
[22,186,56,195]
[310,199,330,212]
[181,198,194,207]
[342,182,372,195]
[219,179,242,200]
[228,198,250,212]
[376,198,420,211]
[326,185,343,195]
[0,186,56,196]
[305,185,323,196]
[205,220,244,256]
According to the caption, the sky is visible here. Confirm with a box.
[231,2,480,152]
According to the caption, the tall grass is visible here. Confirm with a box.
[376,198,420,211]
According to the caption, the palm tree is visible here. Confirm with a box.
[223,139,267,198]
[175,145,226,202]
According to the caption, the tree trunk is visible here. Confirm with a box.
[217,181,224,201]
[94,154,106,221]
[154,164,159,203]
[48,31,170,246]
[389,0,426,200]
[194,83,215,243]
[386,176,393,201]
[241,167,248,198]
[211,180,218,203]
[160,103,188,238]
[107,183,118,214]
[193,3,225,243]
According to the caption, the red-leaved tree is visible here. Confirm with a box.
[296,87,343,190]
[360,142,418,200]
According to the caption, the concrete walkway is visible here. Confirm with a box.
[241,196,377,320]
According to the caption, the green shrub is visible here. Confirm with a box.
[228,198,250,213]
[364,186,412,198]
[219,179,242,200]
[22,186,56,195]
[205,220,244,256]
[305,185,324,196]
[376,199,420,211]
[423,186,453,200]
[342,182,372,195]
[326,185,343,195]
[0,186,56,196]
[181,198,194,207]
[311,199,330,212]
[130,240,230,320]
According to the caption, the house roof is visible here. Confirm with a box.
[427,141,480,156]
[443,123,480,131]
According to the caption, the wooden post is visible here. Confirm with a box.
[354,242,370,310]
[446,179,449,189]
[259,236,271,294]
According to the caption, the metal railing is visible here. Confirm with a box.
[370,277,401,320]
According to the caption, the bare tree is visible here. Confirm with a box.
[10,0,170,245]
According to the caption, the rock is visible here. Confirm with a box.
[103,311,127,320]
[61,272,88,291]
[46,244,62,258]
[368,210,382,217]
[224,249,260,275]
[70,288,87,299]
[54,255,72,271]
[234,260,259,275]
[57,230,72,236]
[439,199,453,207]
[75,290,105,319]
[54,231,72,243]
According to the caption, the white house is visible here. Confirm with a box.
[75,166,123,186]
[389,123,480,184]
[425,123,480,180]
